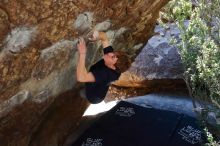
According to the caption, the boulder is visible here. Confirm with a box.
[0,0,169,145]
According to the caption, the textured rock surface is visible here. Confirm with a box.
[114,23,185,87]
[0,0,169,145]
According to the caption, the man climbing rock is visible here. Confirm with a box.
[76,31,130,104]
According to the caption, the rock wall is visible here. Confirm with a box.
[0,0,169,145]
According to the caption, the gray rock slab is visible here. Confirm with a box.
[126,93,198,117]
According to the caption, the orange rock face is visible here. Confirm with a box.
[0,0,169,145]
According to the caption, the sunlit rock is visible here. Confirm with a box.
[115,23,185,88]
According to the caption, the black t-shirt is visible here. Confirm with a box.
[85,59,121,104]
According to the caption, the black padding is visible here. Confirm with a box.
[72,101,206,146]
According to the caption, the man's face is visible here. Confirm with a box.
[103,52,118,66]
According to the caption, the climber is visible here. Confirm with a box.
[76,31,130,104]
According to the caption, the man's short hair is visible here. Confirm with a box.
[114,51,131,73]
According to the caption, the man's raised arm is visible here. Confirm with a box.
[89,31,110,48]
[98,31,110,48]
[76,38,95,82]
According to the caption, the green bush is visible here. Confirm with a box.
[160,0,220,107]
[159,0,220,144]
